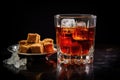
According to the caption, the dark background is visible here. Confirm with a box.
[1,1,120,50]
[1,1,120,80]
[1,1,120,52]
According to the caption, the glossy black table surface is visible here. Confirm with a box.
[1,44,120,80]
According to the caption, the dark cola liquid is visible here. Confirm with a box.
[56,27,95,56]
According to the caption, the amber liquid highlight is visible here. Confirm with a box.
[56,26,95,56]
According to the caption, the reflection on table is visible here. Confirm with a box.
[3,54,94,80]
[2,44,120,80]
[57,63,93,80]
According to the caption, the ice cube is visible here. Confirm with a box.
[14,61,20,68]
[77,21,86,27]
[61,19,76,27]
[14,58,27,68]
[5,53,20,65]
[3,52,27,68]
[6,59,14,64]
[12,53,20,61]
[19,58,27,66]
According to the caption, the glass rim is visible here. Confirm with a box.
[55,14,97,18]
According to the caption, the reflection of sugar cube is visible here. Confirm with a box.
[61,19,76,27]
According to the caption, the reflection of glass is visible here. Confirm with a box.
[54,14,97,65]
[57,64,93,80]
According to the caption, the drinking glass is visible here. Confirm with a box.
[54,14,97,65]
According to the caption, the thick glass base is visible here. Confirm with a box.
[57,60,94,80]
[57,51,93,65]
